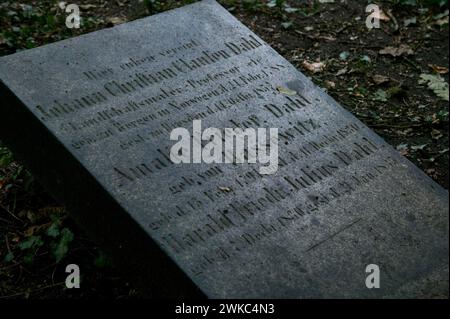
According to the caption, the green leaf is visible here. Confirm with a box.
[94,251,113,268]
[23,253,35,264]
[419,74,449,101]
[373,89,388,102]
[276,86,297,96]
[360,55,371,63]
[397,143,409,151]
[46,221,61,238]
[4,252,14,263]
[339,51,350,61]
[0,148,14,167]
[404,17,417,27]
[19,235,43,250]
[284,7,298,13]
[411,144,428,151]
[52,228,74,262]
[281,21,293,29]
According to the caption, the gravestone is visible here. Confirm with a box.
[0,0,448,298]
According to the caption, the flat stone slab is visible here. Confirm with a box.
[0,0,448,298]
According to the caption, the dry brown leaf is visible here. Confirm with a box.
[399,149,409,156]
[428,64,449,74]
[24,223,50,237]
[426,168,437,178]
[374,9,391,22]
[372,74,390,85]
[431,129,443,140]
[435,16,449,26]
[302,61,325,73]
[80,4,98,10]
[325,80,336,89]
[379,44,414,57]
[107,16,127,25]
[336,67,348,76]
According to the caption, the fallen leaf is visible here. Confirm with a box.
[419,74,449,101]
[107,16,127,25]
[276,86,297,96]
[397,143,409,156]
[24,223,50,237]
[360,55,371,63]
[372,74,390,85]
[302,61,325,73]
[325,81,336,89]
[399,150,409,156]
[320,35,336,41]
[404,17,417,27]
[387,86,405,98]
[339,51,350,61]
[58,2,67,10]
[284,7,299,13]
[431,129,443,140]
[433,10,449,20]
[336,67,348,76]
[411,144,428,151]
[373,89,388,102]
[281,21,293,29]
[80,4,98,10]
[379,44,414,57]
[374,9,391,22]
[399,128,413,136]
[428,64,449,74]
[435,16,449,26]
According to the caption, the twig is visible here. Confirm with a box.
[335,22,351,34]
[368,123,425,129]
[386,10,399,32]
[0,282,65,299]
[0,203,22,223]
[402,56,422,72]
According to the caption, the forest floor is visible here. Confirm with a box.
[0,0,448,298]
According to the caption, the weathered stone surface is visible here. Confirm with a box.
[0,0,448,298]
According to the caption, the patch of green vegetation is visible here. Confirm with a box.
[142,0,198,14]
[0,146,14,167]
[94,251,113,268]
[18,235,44,264]
[6,217,74,265]
[0,2,74,53]
[393,0,449,7]
[242,0,262,11]
[351,56,374,74]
